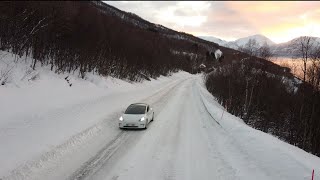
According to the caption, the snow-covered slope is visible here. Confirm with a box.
[1,51,320,180]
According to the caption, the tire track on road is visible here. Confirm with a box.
[68,77,192,180]
[2,77,191,180]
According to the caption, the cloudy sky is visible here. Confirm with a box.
[104,1,320,43]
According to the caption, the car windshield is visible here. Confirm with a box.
[125,105,146,114]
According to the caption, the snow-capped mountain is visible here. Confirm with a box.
[234,34,276,47]
[199,34,320,57]
[199,34,275,49]
[271,36,320,57]
[198,36,229,46]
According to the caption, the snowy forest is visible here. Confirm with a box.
[0,1,219,83]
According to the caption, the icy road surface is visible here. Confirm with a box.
[1,72,320,180]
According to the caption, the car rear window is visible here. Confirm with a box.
[125,105,146,114]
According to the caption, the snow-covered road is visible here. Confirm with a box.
[74,77,320,180]
[2,71,320,180]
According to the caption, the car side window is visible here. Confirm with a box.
[147,106,149,112]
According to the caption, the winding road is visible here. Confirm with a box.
[2,75,320,180]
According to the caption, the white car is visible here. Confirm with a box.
[119,103,154,129]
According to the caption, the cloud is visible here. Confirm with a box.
[219,1,320,42]
[154,2,211,28]
[104,1,320,43]
[195,2,258,40]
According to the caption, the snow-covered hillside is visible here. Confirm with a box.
[1,51,320,180]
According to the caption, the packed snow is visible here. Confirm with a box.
[1,51,320,180]
[214,49,223,60]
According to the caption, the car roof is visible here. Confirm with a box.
[129,103,148,107]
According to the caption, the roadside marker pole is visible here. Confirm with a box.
[220,103,226,120]
[312,169,314,180]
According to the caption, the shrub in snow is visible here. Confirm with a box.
[0,71,9,85]
[0,61,15,85]
[28,73,40,82]
[65,76,72,87]
[199,64,206,68]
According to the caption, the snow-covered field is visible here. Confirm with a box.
[1,51,320,180]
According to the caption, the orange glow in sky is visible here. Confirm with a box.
[106,1,320,43]
[225,1,320,43]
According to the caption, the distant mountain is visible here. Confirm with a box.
[199,34,320,57]
[234,34,276,47]
[199,34,275,50]
[271,36,320,57]
[198,36,229,46]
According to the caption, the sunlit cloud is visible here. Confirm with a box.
[152,1,211,28]
[104,1,320,43]
[225,1,320,43]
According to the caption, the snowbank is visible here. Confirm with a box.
[196,76,320,180]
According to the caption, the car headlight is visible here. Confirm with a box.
[119,116,123,121]
[140,117,145,121]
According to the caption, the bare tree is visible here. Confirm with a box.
[238,39,259,57]
[309,43,320,90]
[294,36,315,82]
[258,42,273,60]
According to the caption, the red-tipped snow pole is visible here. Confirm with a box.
[312,169,314,180]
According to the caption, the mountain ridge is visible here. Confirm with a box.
[199,34,320,57]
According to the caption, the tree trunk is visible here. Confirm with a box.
[246,84,255,119]
[32,59,36,70]
[300,103,307,149]
[244,79,249,114]
[303,59,307,82]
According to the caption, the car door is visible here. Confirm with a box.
[149,106,153,118]
[146,105,151,122]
